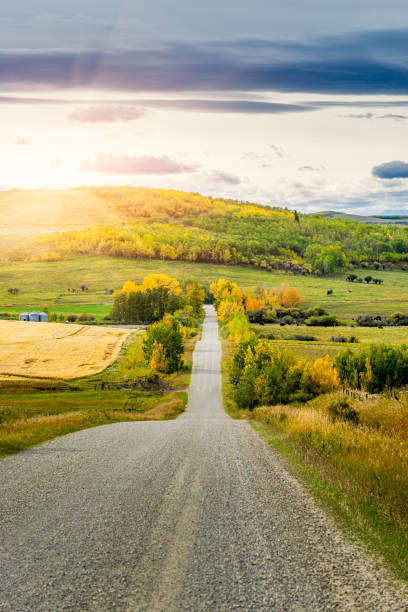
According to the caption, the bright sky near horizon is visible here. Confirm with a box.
[2,1,408,214]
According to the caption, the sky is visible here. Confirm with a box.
[2,1,408,214]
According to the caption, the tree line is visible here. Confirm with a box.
[37,186,408,276]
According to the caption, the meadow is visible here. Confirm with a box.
[251,322,408,360]
[1,255,408,320]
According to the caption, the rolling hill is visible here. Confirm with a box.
[2,186,408,276]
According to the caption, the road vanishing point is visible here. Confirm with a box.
[1,306,407,611]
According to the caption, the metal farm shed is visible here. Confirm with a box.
[19,311,48,322]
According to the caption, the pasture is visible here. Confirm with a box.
[1,256,408,321]
[0,321,132,380]
[251,322,408,361]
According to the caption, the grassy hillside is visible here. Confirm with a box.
[3,186,408,277]
[0,188,123,254]
[1,256,407,320]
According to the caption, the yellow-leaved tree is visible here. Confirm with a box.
[302,356,340,395]
[150,341,168,372]
[140,273,181,295]
[122,280,138,294]
[216,300,244,324]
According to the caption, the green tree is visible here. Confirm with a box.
[142,315,184,373]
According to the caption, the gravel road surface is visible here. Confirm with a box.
[1,306,407,611]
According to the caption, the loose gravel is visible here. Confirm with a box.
[0,306,407,611]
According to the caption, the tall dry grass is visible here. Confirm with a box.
[255,393,408,530]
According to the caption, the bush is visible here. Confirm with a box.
[292,334,317,342]
[305,307,328,317]
[306,315,340,327]
[280,315,295,325]
[328,398,360,424]
[0,312,13,320]
[357,315,385,327]
[288,391,314,404]
[67,315,77,323]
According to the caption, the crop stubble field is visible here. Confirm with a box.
[0,321,132,380]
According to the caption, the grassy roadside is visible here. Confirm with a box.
[0,391,187,457]
[0,322,201,458]
[221,336,408,586]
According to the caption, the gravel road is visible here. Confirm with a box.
[1,306,407,611]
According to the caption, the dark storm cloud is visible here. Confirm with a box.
[0,29,408,94]
[372,161,408,179]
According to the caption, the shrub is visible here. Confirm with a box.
[67,315,77,323]
[292,334,317,342]
[0,312,13,320]
[357,315,385,327]
[328,398,360,424]
[306,315,340,327]
[280,315,295,325]
[305,307,328,317]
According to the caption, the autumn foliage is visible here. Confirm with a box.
[229,337,339,410]
[111,274,204,324]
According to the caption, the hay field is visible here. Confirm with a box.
[0,321,132,380]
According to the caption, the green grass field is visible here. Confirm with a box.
[1,255,408,320]
[251,322,408,361]
[252,323,408,344]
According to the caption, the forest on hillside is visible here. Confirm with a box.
[31,186,408,276]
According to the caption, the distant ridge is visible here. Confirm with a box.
[312,210,408,225]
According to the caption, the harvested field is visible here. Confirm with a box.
[0,321,132,379]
